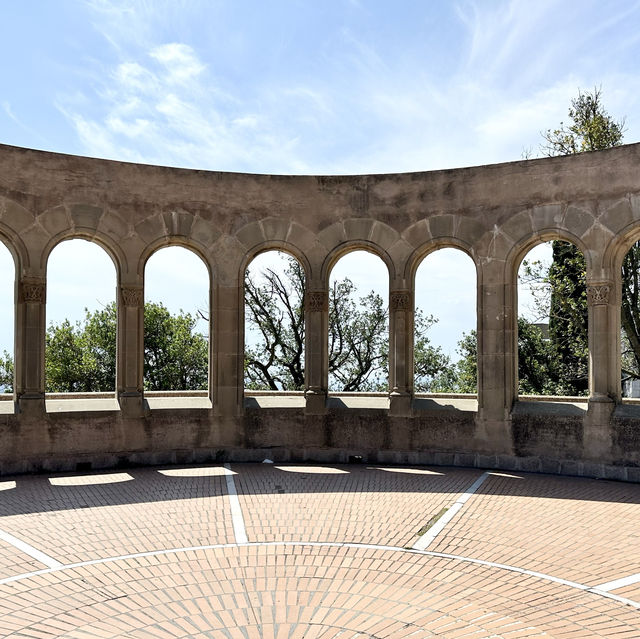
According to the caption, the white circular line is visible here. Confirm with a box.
[0,541,638,610]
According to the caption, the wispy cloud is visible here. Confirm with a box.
[57,38,309,172]
[55,0,640,175]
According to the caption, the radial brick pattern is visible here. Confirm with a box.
[0,464,639,637]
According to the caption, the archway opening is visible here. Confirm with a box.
[244,250,305,391]
[621,239,640,398]
[328,250,388,392]
[0,241,14,398]
[517,240,588,397]
[144,246,209,392]
[45,239,116,393]
[414,248,477,393]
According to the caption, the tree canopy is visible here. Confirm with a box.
[541,87,625,156]
[1,301,208,394]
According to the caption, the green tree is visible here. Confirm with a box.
[42,301,207,393]
[547,242,588,394]
[414,310,457,392]
[541,87,625,155]
[142,302,208,391]
[453,330,477,394]
[0,350,13,392]
[621,247,640,379]
[519,87,626,395]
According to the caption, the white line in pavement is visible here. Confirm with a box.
[413,471,489,551]
[596,572,640,592]
[224,463,248,544]
[0,541,638,610]
[0,528,63,569]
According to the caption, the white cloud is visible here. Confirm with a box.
[113,61,159,93]
[150,43,206,84]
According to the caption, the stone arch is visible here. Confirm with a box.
[234,218,316,253]
[139,237,213,283]
[402,215,486,252]
[243,247,308,392]
[404,237,479,285]
[317,219,399,256]
[506,228,592,285]
[322,241,395,286]
[45,236,120,394]
[603,221,640,401]
[604,220,640,276]
[510,231,591,398]
[41,229,126,279]
[239,241,312,285]
[0,223,27,274]
[143,243,212,393]
[411,242,479,394]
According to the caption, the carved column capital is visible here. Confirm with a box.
[20,280,45,304]
[121,287,143,307]
[586,282,612,306]
[390,291,411,312]
[306,290,328,312]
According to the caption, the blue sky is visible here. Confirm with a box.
[1,0,639,360]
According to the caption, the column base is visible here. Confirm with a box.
[17,394,45,419]
[389,391,413,416]
[305,388,327,415]
[118,392,146,418]
[584,395,614,460]
[474,414,514,455]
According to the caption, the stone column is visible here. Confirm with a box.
[214,282,243,417]
[305,289,328,414]
[15,278,46,416]
[584,281,615,458]
[475,270,514,454]
[389,290,413,415]
[117,286,145,417]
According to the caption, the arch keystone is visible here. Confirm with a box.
[161,210,194,237]
[70,203,103,230]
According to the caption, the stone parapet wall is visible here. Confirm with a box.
[1,404,639,481]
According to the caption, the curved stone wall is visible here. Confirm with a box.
[1,142,640,479]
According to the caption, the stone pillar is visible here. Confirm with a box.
[15,278,46,416]
[389,290,413,415]
[304,289,328,414]
[475,271,514,454]
[584,281,615,458]
[214,282,243,417]
[117,286,145,417]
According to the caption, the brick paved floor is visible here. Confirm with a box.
[0,464,638,637]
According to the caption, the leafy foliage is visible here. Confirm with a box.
[547,242,588,394]
[518,87,626,396]
[452,330,477,393]
[413,310,459,392]
[42,301,207,393]
[142,302,208,391]
[0,350,13,392]
[541,87,625,156]
[621,244,640,381]
[518,242,588,395]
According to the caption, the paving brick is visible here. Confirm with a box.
[0,463,637,636]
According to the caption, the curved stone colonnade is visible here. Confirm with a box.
[1,143,640,478]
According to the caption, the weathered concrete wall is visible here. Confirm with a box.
[1,142,640,478]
